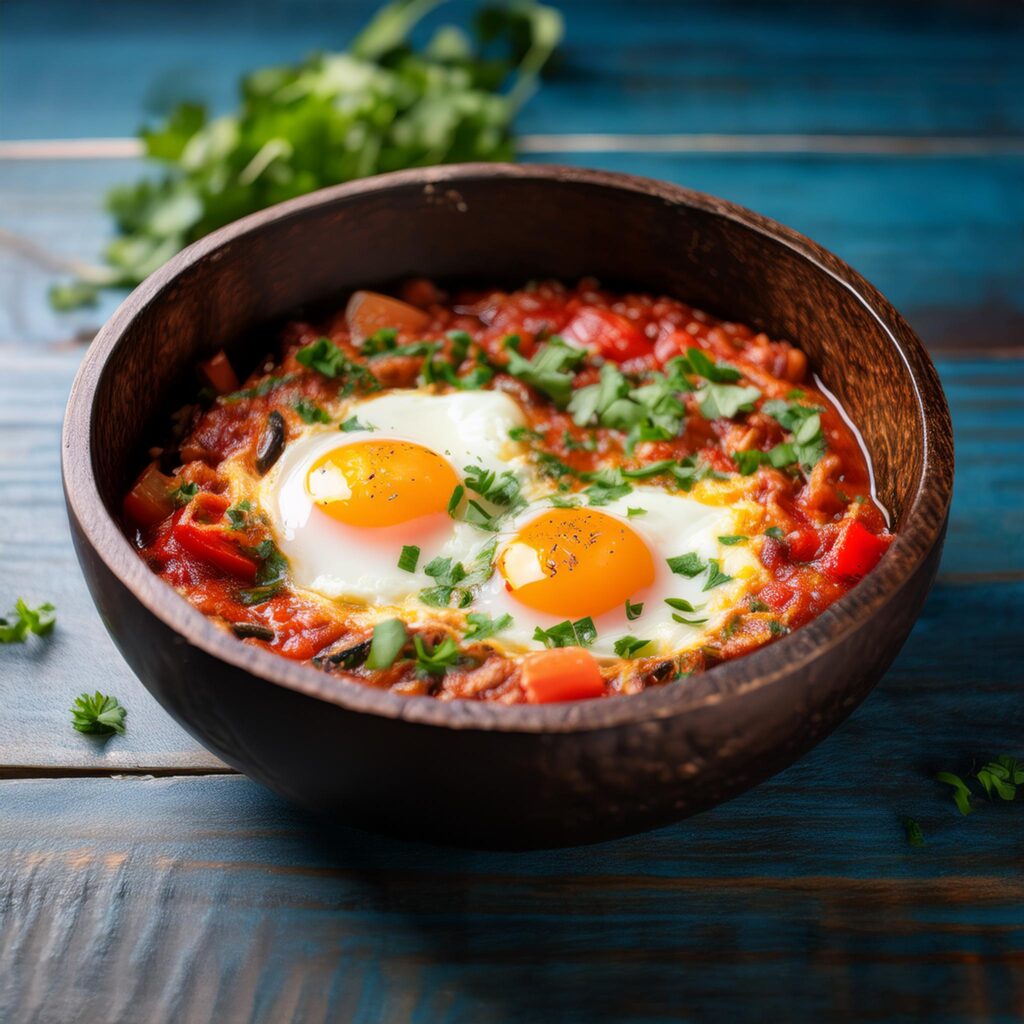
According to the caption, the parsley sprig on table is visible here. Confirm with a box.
[50,0,562,309]
[71,692,127,736]
[0,598,56,643]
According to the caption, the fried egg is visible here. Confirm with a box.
[474,489,763,658]
[262,390,525,603]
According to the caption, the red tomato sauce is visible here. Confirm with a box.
[125,280,893,704]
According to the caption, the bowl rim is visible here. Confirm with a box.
[62,162,954,734]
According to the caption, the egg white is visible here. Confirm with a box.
[261,389,526,604]
[473,488,764,658]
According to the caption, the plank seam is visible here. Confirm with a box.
[2,134,1024,161]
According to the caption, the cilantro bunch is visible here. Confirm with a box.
[51,0,562,310]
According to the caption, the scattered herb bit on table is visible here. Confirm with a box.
[0,598,55,643]
[71,692,128,736]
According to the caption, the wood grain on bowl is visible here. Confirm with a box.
[62,165,953,847]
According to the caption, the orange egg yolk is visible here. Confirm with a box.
[497,508,655,619]
[306,439,459,528]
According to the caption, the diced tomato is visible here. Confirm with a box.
[786,528,822,563]
[758,580,795,612]
[172,492,258,582]
[198,350,240,395]
[653,330,691,365]
[124,462,176,527]
[560,307,651,363]
[346,290,431,340]
[822,520,891,581]
[399,278,443,308]
[522,648,605,703]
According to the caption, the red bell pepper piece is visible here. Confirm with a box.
[822,520,891,581]
[522,647,605,703]
[173,492,258,582]
[786,527,822,563]
[124,462,177,527]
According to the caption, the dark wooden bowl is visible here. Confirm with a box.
[63,165,953,848]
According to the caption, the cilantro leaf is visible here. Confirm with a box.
[613,635,654,658]
[413,634,461,677]
[340,415,374,432]
[505,337,586,407]
[398,545,420,573]
[697,382,762,420]
[533,617,597,649]
[625,598,644,621]
[226,499,252,530]
[582,467,632,506]
[296,338,379,395]
[169,480,199,506]
[293,398,330,424]
[0,599,56,644]
[667,552,706,577]
[71,692,127,736]
[702,559,734,591]
[464,612,513,642]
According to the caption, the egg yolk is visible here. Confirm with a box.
[498,508,655,619]
[306,440,459,528]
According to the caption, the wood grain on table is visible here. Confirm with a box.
[1,0,1022,1021]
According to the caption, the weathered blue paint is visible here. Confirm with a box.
[3,0,1023,139]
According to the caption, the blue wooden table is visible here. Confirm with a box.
[2,2,1023,1020]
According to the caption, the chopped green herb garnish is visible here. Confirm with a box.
[702,559,733,591]
[71,692,126,736]
[747,597,770,613]
[0,598,56,644]
[765,526,785,540]
[667,552,706,577]
[239,538,289,605]
[718,534,747,545]
[296,338,379,395]
[169,481,199,506]
[761,399,827,470]
[697,382,762,421]
[976,755,1023,801]
[936,771,974,816]
[627,507,647,517]
[625,598,644,621]
[902,817,925,847]
[681,347,741,383]
[665,597,707,626]
[447,484,465,517]
[413,634,461,677]
[464,612,513,642]
[226,499,252,530]
[339,415,374,432]
[366,619,408,670]
[534,450,576,480]
[463,465,523,508]
[509,425,544,442]
[505,337,586,407]
[222,375,293,402]
[533,617,597,649]
[613,635,653,658]
[768,620,788,636]
[548,493,582,508]
[293,398,331,424]
[398,545,420,573]
[582,467,632,506]
[419,544,495,608]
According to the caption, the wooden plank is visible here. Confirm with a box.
[1,771,1022,1023]
[2,0,1023,140]
[2,153,1023,351]
[0,344,1020,770]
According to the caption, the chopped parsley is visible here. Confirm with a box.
[902,817,925,847]
[419,545,495,608]
[222,375,293,403]
[976,755,1023,801]
[702,559,733,591]
[226,499,252,530]
[0,598,56,643]
[665,597,707,626]
[582,467,632,506]
[365,619,408,670]
[936,771,975,816]
[697,382,762,421]
[627,506,647,517]
[625,598,644,621]
[293,398,331,424]
[397,545,420,573]
[509,425,544,442]
[765,526,785,540]
[760,398,827,470]
[169,481,199,506]
[533,617,597,649]
[613,635,654,658]
[505,337,586,407]
[339,415,374,432]
[667,552,706,577]
[464,612,513,642]
[447,485,465,517]
[239,539,289,605]
[463,465,523,509]
[296,338,379,395]
[71,692,127,736]
[718,535,747,545]
[413,634,461,677]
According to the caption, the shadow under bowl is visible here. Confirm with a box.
[62,164,954,848]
